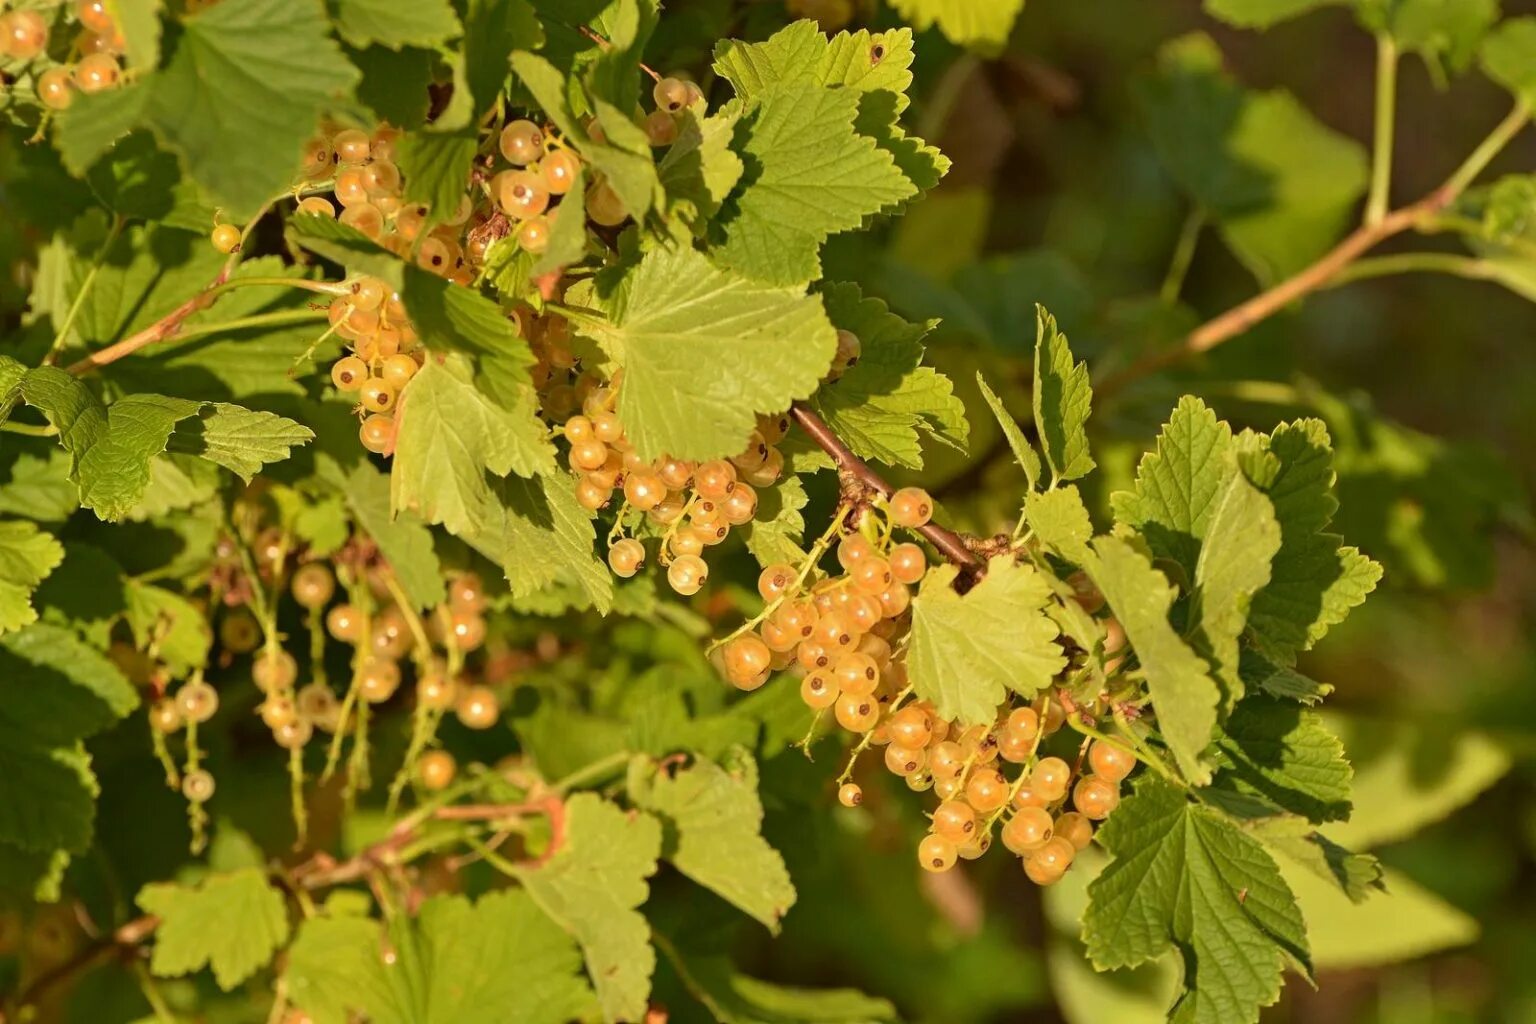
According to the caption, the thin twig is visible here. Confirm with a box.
[790,404,982,569]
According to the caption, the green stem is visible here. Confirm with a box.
[0,420,56,437]
[45,215,125,364]
[1443,100,1531,197]
[173,308,330,341]
[1159,207,1204,305]
[1327,251,1500,287]
[552,750,631,794]
[200,276,350,303]
[1365,34,1398,226]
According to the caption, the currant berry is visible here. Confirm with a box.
[298,196,336,218]
[668,527,706,560]
[447,611,486,651]
[1087,739,1136,783]
[499,119,545,165]
[358,657,401,703]
[289,563,335,609]
[456,684,499,729]
[150,700,183,734]
[623,473,667,511]
[587,180,629,227]
[833,329,861,369]
[541,149,582,194]
[1039,696,1067,734]
[851,557,894,595]
[856,631,893,666]
[608,538,646,578]
[743,447,784,487]
[1001,806,1054,855]
[889,487,934,528]
[884,743,925,777]
[181,769,216,804]
[1074,775,1120,820]
[1,10,49,60]
[418,750,457,791]
[1031,756,1071,801]
[74,53,119,93]
[357,378,395,414]
[834,692,878,732]
[253,650,297,692]
[800,669,839,709]
[643,109,678,147]
[846,594,883,633]
[359,415,395,454]
[338,202,385,239]
[331,128,371,164]
[998,730,1034,764]
[36,67,75,110]
[657,457,694,490]
[966,768,1010,812]
[722,483,758,525]
[917,833,958,873]
[297,682,340,729]
[653,76,692,113]
[417,669,457,710]
[929,741,965,777]
[837,782,863,808]
[1005,706,1040,743]
[260,693,298,730]
[499,171,550,219]
[833,652,880,697]
[328,356,366,394]
[569,439,609,472]
[1054,811,1094,851]
[722,634,771,680]
[887,543,926,585]
[757,563,796,602]
[836,533,875,568]
[220,611,261,653]
[273,717,314,750]
[576,477,612,511]
[379,354,419,391]
[930,800,977,842]
[78,0,114,34]
[517,217,551,254]
[1023,837,1074,885]
[666,554,708,595]
[693,460,736,499]
[210,223,241,253]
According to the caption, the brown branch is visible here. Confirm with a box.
[10,798,560,1015]
[1096,188,1454,400]
[64,269,231,377]
[790,403,983,570]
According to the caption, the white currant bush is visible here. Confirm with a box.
[0,0,1531,1022]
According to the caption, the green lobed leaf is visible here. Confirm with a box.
[1024,485,1093,563]
[810,282,965,469]
[1210,697,1352,824]
[123,580,212,678]
[0,623,139,748]
[0,743,98,855]
[332,0,461,50]
[138,868,291,991]
[141,0,360,216]
[1112,396,1235,584]
[886,0,1025,52]
[1189,471,1280,710]
[460,472,612,614]
[1032,307,1095,484]
[328,459,447,610]
[660,109,746,232]
[908,555,1065,727]
[285,890,595,1024]
[515,793,663,1024]
[1204,0,1341,28]
[976,370,1041,491]
[0,521,64,636]
[164,403,316,480]
[1373,0,1497,70]
[712,83,916,286]
[631,748,796,932]
[1480,17,1536,104]
[1240,419,1382,665]
[1084,536,1220,785]
[583,245,836,462]
[391,355,556,536]
[397,130,480,225]
[1251,817,1382,903]
[1083,780,1310,1024]
[743,475,809,568]
[657,935,899,1024]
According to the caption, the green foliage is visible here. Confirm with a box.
[137,867,291,990]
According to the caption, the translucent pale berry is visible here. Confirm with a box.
[837,782,863,808]
[743,447,784,487]
[417,670,457,710]
[359,657,401,703]
[1073,775,1120,820]
[210,224,241,253]
[587,179,629,227]
[722,483,758,525]
[1006,706,1040,743]
[338,203,384,239]
[886,706,932,749]
[833,329,861,368]
[181,769,216,803]
[1,10,49,60]
[623,473,666,511]
[608,538,645,578]
[833,692,878,732]
[74,53,119,93]
[79,0,114,35]
[643,109,678,147]
[1001,806,1054,855]
[889,487,934,528]
[757,563,795,602]
[723,635,772,681]
[836,533,874,568]
[326,604,362,642]
[448,611,486,651]
[1087,739,1136,783]
[800,670,839,709]
[418,750,457,790]
[884,743,925,777]
[359,378,396,414]
[889,542,926,584]
[177,681,219,724]
[653,76,692,113]
[1054,811,1094,851]
[667,554,708,596]
[499,119,545,165]
[930,800,976,842]
[541,148,582,194]
[298,196,335,218]
[253,650,297,692]
[917,833,957,873]
[456,684,499,729]
[1024,836,1076,885]
[517,216,551,254]
[36,67,75,110]
[273,717,313,750]
[1031,756,1071,801]
[380,354,419,390]
[359,415,395,454]
[851,557,893,595]
[833,652,880,698]
[332,128,371,164]
[150,700,183,734]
